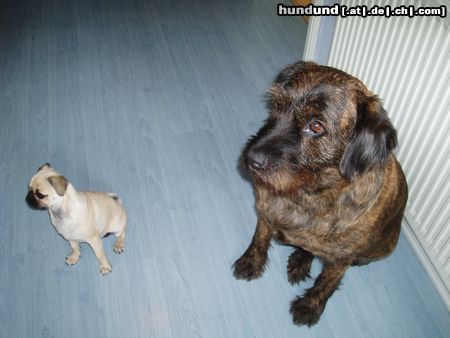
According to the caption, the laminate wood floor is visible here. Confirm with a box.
[0,0,448,337]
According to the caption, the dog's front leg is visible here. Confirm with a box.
[65,240,81,265]
[87,236,112,275]
[233,218,272,281]
[290,259,351,326]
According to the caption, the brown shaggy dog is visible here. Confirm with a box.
[233,61,408,326]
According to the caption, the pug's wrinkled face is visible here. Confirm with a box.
[26,163,69,210]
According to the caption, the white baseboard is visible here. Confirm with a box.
[402,217,450,312]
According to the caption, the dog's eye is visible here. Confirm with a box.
[305,120,326,136]
[35,191,47,199]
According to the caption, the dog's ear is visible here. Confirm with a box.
[339,95,397,180]
[37,163,51,172]
[47,175,69,196]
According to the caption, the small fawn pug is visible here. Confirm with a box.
[26,163,127,275]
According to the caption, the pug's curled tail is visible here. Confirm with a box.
[107,193,123,205]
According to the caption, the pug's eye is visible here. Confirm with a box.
[305,120,326,136]
[35,191,47,199]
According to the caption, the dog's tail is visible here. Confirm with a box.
[107,193,122,205]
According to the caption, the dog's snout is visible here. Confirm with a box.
[25,190,45,210]
[247,150,268,170]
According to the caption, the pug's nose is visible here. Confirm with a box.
[247,150,267,170]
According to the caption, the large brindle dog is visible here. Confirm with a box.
[233,61,408,326]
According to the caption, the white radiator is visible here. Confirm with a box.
[316,0,450,309]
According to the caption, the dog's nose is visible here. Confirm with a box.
[247,150,267,170]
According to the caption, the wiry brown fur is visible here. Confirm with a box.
[233,61,408,326]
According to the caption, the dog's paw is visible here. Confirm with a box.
[232,255,265,281]
[99,264,112,275]
[290,296,324,327]
[287,249,313,285]
[113,243,124,254]
[65,254,80,266]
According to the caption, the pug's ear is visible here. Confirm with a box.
[37,163,51,172]
[339,95,397,180]
[47,175,69,196]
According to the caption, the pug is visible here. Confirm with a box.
[26,163,127,275]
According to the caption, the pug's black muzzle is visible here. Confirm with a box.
[25,191,46,210]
